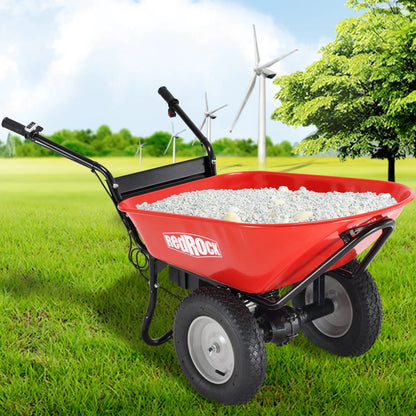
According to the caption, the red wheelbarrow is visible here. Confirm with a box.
[2,87,414,405]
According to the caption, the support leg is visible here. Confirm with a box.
[141,256,173,346]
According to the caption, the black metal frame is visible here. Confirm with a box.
[244,217,395,310]
[2,87,397,348]
[141,257,172,346]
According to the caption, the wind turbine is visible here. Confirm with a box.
[164,122,186,163]
[197,92,227,143]
[134,139,144,165]
[230,24,298,169]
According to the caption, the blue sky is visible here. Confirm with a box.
[0,0,360,145]
[234,0,357,42]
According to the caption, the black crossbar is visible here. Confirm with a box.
[115,156,213,200]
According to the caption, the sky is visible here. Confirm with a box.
[0,0,359,146]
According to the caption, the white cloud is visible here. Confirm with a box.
[1,0,321,144]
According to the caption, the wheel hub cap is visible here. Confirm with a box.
[187,316,235,384]
[305,276,353,338]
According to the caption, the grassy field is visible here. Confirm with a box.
[0,156,415,415]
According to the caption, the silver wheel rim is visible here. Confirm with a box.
[187,316,235,384]
[305,275,353,338]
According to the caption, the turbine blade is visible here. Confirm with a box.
[259,49,298,70]
[176,128,186,136]
[253,24,260,65]
[230,74,257,132]
[163,137,173,155]
[192,117,206,145]
[199,116,207,131]
[205,92,209,112]
[210,104,227,115]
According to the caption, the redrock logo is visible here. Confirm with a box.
[163,233,222,258]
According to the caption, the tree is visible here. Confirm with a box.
[96,125,112,141]
[74,128,95,144]
[51,129,73,144]
[119,128,133,143]
[144,131,172,156]
[272,0,416,181]
[212,137,240,156]
[101,133,127,151]
[1,122,296,158]
[61,140,95,156]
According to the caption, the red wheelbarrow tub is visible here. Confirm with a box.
[118,171,414,294]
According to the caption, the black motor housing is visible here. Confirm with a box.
[260,300,334,346]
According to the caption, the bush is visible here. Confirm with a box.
[61,140,95,156]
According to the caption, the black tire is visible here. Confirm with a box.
[292,260,382,357]
[173,286,267,405]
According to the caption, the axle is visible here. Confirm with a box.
[259,300,334,346]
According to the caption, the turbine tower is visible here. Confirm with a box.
[230,24,297,169]
[164,122,186,163]
[199,92,227,142]
[134,138,144,165]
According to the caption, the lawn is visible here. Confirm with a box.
[0,156,415,415]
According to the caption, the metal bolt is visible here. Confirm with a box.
[208,343,219,355]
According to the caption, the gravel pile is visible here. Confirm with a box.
[136,186,397,224]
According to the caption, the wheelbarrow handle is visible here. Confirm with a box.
[158,86,217,175]
[2,117,28,137]
[158,86,178,108]
[1,116,120,195]
[2,117,109,174]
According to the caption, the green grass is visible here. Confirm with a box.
[0,156,415,415]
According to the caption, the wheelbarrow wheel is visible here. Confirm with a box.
[292,260,382,357]
[173,286,267,405]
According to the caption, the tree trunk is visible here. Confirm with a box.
[388,157,395,182]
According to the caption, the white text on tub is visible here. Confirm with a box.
[163,233,222,258]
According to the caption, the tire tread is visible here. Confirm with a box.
[174,286,267,405]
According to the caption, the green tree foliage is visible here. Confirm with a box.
[272,0,416,181]
[144,131,172,156]
[267,139,294,157]
[210,137,294,157]
[61,140,95,156]
[14,135,55,157]
[213,138,250,156]
[73,128,95,145]
[0,126,294,158]
[96,125,112,141]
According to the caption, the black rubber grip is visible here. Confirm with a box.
[2,117,26,136]
[158,86,178,106]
